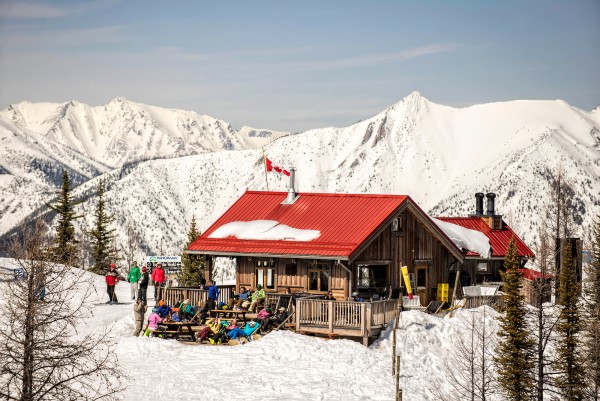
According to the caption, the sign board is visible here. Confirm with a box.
[437,283,449,302]
[145,255,182,274]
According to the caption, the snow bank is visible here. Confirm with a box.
[209,220,321,241]
[432,218,491,258]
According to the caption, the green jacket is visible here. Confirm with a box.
[251,288,265,301]
[128,266,141,283]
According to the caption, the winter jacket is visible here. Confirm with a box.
[156,305,172,318]
[151,267,166,283]
[128,266,141,283]
[147,312,162,330]
[139,272,149,288]
[251,288,265,301]
[134,302,146,322]
[207,284,219,300]
[257,308,272,319]
[237,290,250,301]
[105,270,120,286]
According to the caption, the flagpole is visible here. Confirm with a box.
[262,146,269,191]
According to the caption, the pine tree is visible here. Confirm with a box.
[178,215,205,286]
[90,179,116,274]
[582,215,600,400]
[554,240,585,400]
[495,238,536,400]
[46,171,81,264]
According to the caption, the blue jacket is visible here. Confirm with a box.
[207,284,219,300]
[156,305,172,318]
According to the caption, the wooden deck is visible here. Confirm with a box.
[295,298,398,345]
[164,288,400,345]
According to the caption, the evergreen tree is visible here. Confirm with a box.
[554,240,585,400]
[583,215,600,400]
[90,179,116,274]
[495,238,536,400]
[178,215,205,286]
[46,171,81,264]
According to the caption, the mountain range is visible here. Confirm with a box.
[1,92,599,262]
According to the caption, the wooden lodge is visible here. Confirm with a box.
[187,177,535,344]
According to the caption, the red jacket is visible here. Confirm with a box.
[105,271,120,286]
[151,267,166,283]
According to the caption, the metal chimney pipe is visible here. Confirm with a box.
[284,167,297,204]
[475,193,484,216]
[486,192,496,216]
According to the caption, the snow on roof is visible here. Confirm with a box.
[208,220,321,242]
[432,217,491,258]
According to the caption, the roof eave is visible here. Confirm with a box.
[186,249,349,261]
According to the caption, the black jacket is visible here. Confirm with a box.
[139,272,149,288]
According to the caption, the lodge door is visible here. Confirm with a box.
[416,264,429,307]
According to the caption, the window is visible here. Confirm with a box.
[391,214,405,236]
[308,263,329,292]
[285,263,297,276]
[255,260,274,289]
[357,264,388,290]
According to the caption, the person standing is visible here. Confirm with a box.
[132,298,147,336]
[128,261,141,300]
[105,264,120,304]
[138,265,149,305]
[199,280,219,324]
[151,263,166,301]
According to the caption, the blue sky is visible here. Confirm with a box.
[0,0,599,132]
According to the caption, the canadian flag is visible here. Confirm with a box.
[265,157,290,176]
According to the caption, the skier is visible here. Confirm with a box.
[105,264,120,304]
[128,261,141,300]
[151,263,166,301]
[138,265,149,305]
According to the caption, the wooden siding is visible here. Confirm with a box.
[354,208,458,300]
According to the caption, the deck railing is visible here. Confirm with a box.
[163,285,235,307]
[296,298,398,339]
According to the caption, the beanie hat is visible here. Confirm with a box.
[142,266,147,272]
[110,263,116,268]
[159,300,165,306]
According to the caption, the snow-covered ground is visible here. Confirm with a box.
[1,259,504,401]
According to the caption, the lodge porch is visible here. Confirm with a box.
[164,287,399,345]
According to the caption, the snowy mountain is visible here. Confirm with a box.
[1,92,599,259]
[0,99,288,236]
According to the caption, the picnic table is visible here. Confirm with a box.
[210,309,249,324]
[159,321,196,341]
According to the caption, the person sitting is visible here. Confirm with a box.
[156,300,172,319]
[248,284,266,312]
[264,307,288,331]
[254,306,273,330]
[352,292,366,302]
[178,299,195,321]
[210,319,248,344]
[324,291,335,301]
[234,286,251,308]
[197,318,222,344]
[146,311,163,336]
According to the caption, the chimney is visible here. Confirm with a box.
[475,193,485,216]
[486,193,496,216]
[281,167,299,205]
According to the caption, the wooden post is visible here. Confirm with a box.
[328,301,334,334]
[395,354,402,401]
[296,300,301,332]
[392,312,397,375]
[449,271,460,318]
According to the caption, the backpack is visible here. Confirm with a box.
[183,304,195,315]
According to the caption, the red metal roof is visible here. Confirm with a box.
[520,268,552,280]
[188,191,408,259]
[435,217,535,258]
